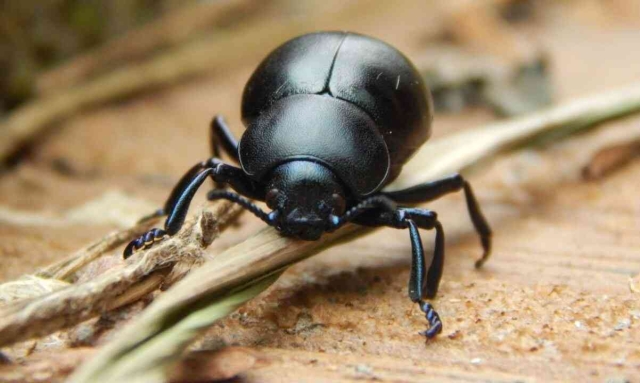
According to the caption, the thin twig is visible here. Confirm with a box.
[0,201,240,347]
[36,215,161,281]
[0,276,70,307]
[105,271,166,311]
[70,82,640,382]
[69,226,362,383]
[0,212,161,308]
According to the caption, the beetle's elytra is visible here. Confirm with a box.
[241,31,433,196]
[124,31,492,338]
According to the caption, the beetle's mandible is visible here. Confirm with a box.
[124,32,492,338]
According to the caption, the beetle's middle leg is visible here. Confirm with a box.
[382,173,492,268]
[124,159,262,258]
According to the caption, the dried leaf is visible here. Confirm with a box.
[582,139,640,180]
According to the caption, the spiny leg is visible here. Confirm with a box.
[383,173,492,268]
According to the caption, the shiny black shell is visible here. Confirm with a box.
[239,31,433,196]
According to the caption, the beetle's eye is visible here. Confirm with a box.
[331,193,346,215]
[265,188,280,209]
[318,201,332,215]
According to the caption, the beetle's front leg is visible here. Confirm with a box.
[134,160,217,225]
[353,206,444,338]
[124,163,216,258]
[211,162,265,201]
[124,159,262,259]
[123,228,168,258]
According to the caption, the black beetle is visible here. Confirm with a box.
[124,31,492,338]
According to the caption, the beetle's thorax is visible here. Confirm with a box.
[265,161,346,240]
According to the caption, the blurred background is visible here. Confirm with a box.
[2,0,640,172]
[1,0,554,114]
[1,1,640,381]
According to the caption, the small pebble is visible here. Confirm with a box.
[447,330,461,340]
[470,358,482,365]
[355,364,373,375]
[614,319,631,331]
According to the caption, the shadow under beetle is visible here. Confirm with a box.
[124,32,492,338]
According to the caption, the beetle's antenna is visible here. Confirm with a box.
[330,195,397,229]
[207,190,276,225]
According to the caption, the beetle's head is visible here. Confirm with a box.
[265,161,346,240]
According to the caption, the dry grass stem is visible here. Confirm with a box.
[0,276,70,307]
[69,226,363,383]
[387,82,640,190]
[0,200,241,347]
[36,216,162,281]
